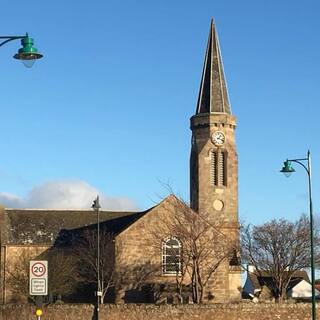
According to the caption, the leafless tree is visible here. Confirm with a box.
[6,250,31,303]
[72,229,115,304]
[45,248,79,298]
[150,195,237,304]
[6,248,77,303]
[241,214,320,302]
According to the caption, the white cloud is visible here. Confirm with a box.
[0,180,139,211]
[0,192,24,208]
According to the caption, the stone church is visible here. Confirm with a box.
[0,21,241,304]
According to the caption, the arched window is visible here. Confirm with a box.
[162,237,181,275]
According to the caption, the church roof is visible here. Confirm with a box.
[0,195,186,246]
[1,208,141,245]
[53,209,151,247]
[196,19,231,115]
[52,194,184,247]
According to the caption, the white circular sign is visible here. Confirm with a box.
[31,262,46,277]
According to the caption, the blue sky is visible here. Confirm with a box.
[0,0,319,224]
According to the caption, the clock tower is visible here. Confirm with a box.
[190,20,240,301]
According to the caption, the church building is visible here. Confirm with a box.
[0,20,241,304]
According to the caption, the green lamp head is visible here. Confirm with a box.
[280,160,295,177]
[13,34,43,68]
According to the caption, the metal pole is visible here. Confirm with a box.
[92,196,101,320]
[308,150,316,320]
[281,151,316,319]
[97,198,100,318]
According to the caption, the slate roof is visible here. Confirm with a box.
[1,208,144,245]
[51,195,184,249]
[0,195,186,247]
[53,208,152,247]
[196,19,231,115]
[248,270,310,291]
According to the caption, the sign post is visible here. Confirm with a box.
[30,260,48,319]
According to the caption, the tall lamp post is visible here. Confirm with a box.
[280,150,316,320]
[92,196,101,319]
[0,33,43,67]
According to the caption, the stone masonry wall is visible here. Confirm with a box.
[2,245,49,303]
[0,303,318,320]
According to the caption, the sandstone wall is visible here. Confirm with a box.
[0,303,318,320]
[2,245,50,303]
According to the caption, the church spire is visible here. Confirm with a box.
[196,20,231,115]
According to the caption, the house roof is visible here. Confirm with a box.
[0,208,142,245]
[248,270,310,291]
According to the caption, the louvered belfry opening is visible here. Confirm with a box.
[211,150,227,187]
[211,151,217,186]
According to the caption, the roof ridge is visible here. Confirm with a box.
[5,208,139,213]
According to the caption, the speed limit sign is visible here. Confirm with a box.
[30,261,48,295]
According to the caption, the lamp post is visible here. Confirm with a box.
[280,150,316,320]
[0,33,43,68]
[92,196,101,319]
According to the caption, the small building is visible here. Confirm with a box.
[243,267,319,301]
[287,278,320,299]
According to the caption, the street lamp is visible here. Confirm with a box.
[0,33,43,68]
[280,150,316,320]
[92,196,101,319]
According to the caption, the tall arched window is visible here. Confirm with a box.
[162,237,181,275]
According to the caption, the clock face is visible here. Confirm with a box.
[212,131,225,146]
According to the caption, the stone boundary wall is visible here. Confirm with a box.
[0,303,318,320]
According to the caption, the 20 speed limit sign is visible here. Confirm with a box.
[30,260,48,295]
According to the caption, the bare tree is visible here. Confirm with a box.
[6,250,31,303]
[72,229,115,304]
[46,248,79,299]
[6,248,77,303]
[150,195,237,303]
[241,215,319,302]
